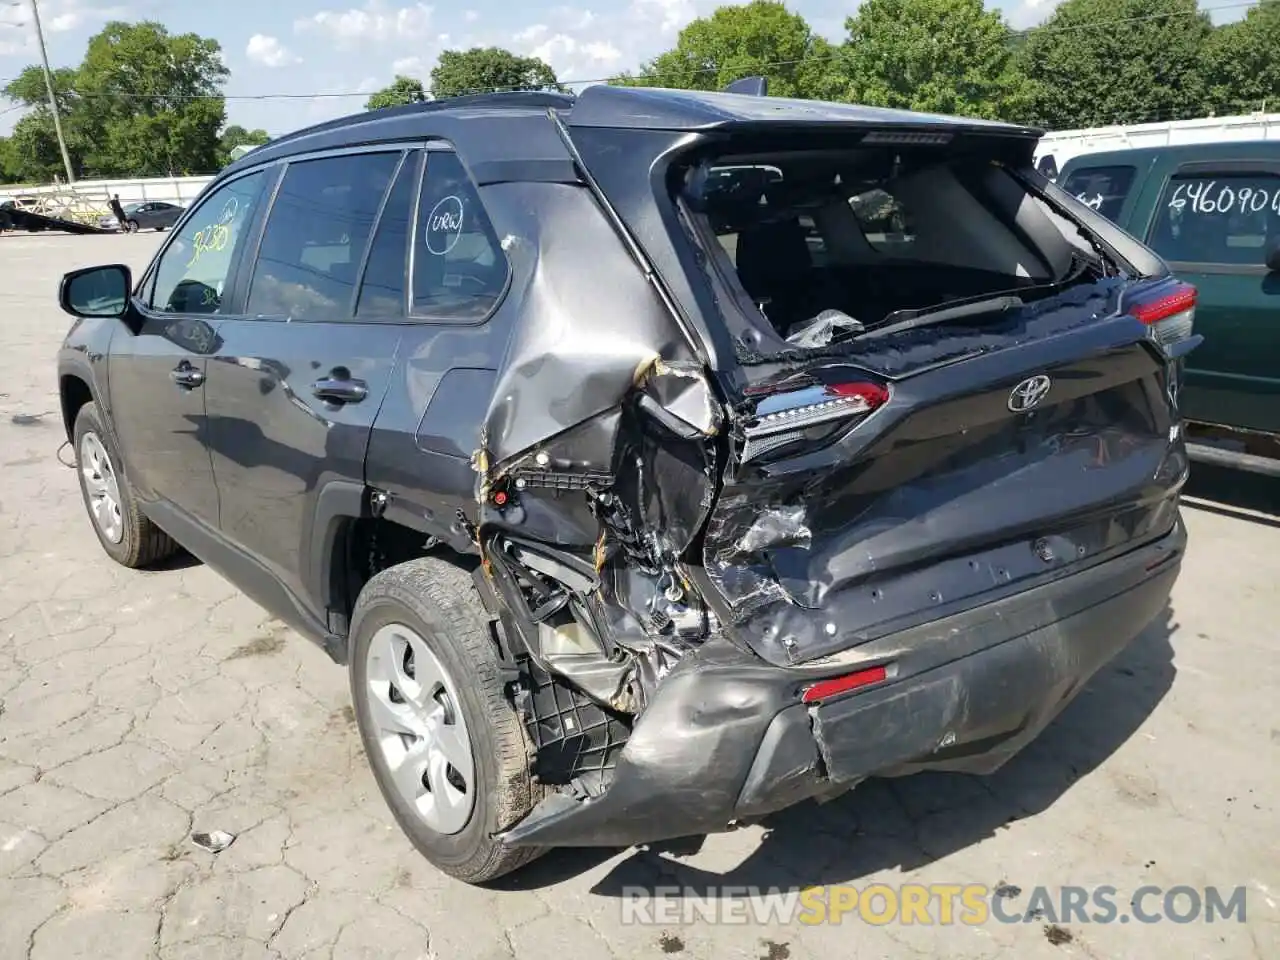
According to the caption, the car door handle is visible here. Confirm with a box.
[170,362,204,389]
[311,374,368,405]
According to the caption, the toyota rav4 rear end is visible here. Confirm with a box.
[486,86,1196,849]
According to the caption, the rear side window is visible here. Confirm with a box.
[411,151,507,321]
[848,187,915,256]
[247,151,401,321]
[1148,173,1280,265]
[1059,165,1136,222]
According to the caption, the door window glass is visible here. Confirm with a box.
[355,151,420,319]
[1059,165,1136,222]
[148,171,266,315]
[411,151,507,320]
[1148,174,1280,265]
[247,151,401,321]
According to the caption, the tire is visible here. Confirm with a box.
[72,402,178,568]
[126,220,139,233]
[349,558,543,884]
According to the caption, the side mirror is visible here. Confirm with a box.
[60,264,132,319]
[1266,239,1280,273]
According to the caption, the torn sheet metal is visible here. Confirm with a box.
[479,182,702,472]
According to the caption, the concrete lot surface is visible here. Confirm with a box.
[1,231,1277,960]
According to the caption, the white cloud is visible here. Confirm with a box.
[296,1,435,47]
[463,9,479,22]
[45,0,130,33]
[514,24,549,44]
[628,0,695,34]
[246,34,301,68]
[550,6,596,31]
[392,55,426,75]
[581,41,621,63]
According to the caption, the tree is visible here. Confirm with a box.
[1018,0,1213,130]
[366,75,428,110]
[219,125,271,165]
[841,0,1033,120]
[1200,0,1280,116]
[616,1,849,100]
[1,20,228,181]
[429,47,560,99]
[2,66,89,182]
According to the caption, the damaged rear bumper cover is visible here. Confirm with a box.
[498,518,1185,849]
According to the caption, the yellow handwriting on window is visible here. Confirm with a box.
[186,222,231,268]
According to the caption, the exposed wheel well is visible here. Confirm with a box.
[332,515,481,631]
[60,374,93,441]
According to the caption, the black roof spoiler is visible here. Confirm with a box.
[722,76,768,97]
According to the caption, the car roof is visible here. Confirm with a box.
[1060,140,1280,171]
[224,86,1043,179]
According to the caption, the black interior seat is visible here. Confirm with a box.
[733,216,832,333]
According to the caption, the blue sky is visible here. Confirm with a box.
[0,0,1256,137]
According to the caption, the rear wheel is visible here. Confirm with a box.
[72,402,178,568]
[348,558,543,883]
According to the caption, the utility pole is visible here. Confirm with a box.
[29,0,75,183]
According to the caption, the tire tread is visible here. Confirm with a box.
[352,557,543,883]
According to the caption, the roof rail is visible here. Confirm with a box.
[256,90,579,155]
[722,76,768,97]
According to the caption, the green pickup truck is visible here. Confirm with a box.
[1058,142,1280,476]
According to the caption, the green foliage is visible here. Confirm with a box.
[219,125,271,166]
[1200,0,1280,116]
[616,1,845,99]
[1018,0,1212,129]
[429,48,561,99]
[842,0,1033,119]
[366,75,428,110]
[1,20,228,183]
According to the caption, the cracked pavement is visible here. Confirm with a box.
[1,232,1278,960]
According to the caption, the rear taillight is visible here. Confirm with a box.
[801,664,888,704]
[1129,282,1196,347]
[741,381,889,463]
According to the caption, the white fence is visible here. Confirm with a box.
[1,174,216,217]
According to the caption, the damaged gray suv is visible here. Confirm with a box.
[56,84,1196,883]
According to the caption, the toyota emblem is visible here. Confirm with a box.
[1008,375,1052,413]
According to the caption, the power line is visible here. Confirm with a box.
[0,0,1267,108]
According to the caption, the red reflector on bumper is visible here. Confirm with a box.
[801,665,888,703]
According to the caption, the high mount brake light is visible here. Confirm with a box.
[1129,282,1196,347]
[741,381,889,463]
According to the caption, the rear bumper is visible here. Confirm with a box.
[498,517,1185,848]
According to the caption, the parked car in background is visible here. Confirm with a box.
[57,85,1191,884]
[100,200,185,233]
[1059,142,1280,476]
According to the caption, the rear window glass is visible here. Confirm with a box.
[1148,174,1280,265]
[1060,165,1136,222]
[691,150,1089,343]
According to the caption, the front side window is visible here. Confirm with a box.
[247,151,402,321]
[1148,173,1280,265]
[411,151,508,321]
[148,170,266,315]
[1059,165,1136,222]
